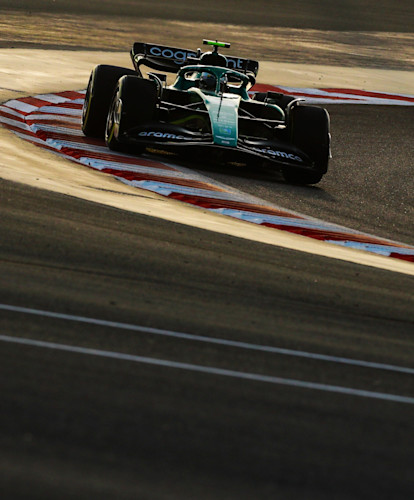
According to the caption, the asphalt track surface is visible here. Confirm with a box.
[1,3,414,498]
[1,159,414,499]
[3,0,414,31]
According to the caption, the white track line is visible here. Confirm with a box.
[1,303,413,375]
[0,334,413,405]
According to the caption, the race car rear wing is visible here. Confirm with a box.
[131,42,259,77]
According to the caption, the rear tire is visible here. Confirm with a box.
[105,76,158,152]
[81,64,136,138]
[253,91,296,111]
[252,92,267,102]
[283,105,330,185]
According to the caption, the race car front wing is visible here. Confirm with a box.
[121,123,317,171]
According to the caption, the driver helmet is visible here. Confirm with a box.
[199,72,216,91]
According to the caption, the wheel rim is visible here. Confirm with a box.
[105,95,122,144]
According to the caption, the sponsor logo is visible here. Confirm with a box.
[138,131,186,140]
[149,46,197,65]
[225,58,244,70]
[148,46,244,69]
[217,137,231,145]
[253,147,303,162]
[219,126,233,135]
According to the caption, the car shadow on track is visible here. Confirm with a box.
[154,150,337,203]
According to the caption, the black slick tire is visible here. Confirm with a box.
[105,76,158,152]
[253,91,296,111]
[283,105,330,185]
[81,64,136,139]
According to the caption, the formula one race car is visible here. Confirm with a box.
[82,40,331,184]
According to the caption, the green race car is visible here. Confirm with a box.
[82,39,331,184]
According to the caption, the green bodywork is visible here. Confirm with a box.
[191,88,240,147]
[171,65,283,148]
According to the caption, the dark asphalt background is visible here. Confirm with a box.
[2,0,414,31]
[1,1,414,498]
[1,107,414,497]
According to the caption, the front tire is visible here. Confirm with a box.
[283,105,330,185]
[282,169,323,185]
[81,64,136,138]
[105,76,158,152]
